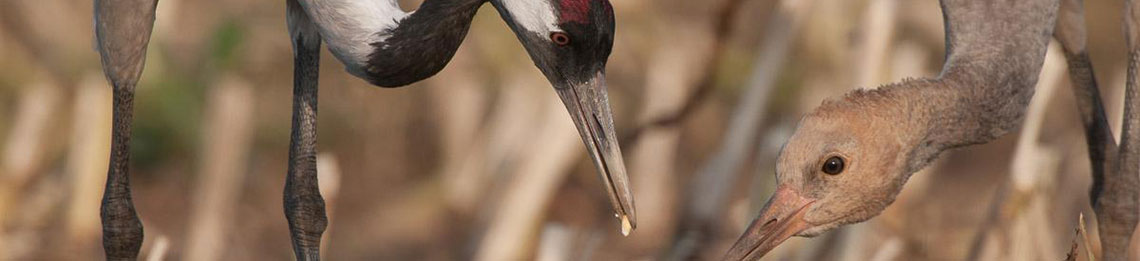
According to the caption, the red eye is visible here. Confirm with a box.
[550,32,571,46]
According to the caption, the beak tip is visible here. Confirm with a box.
[721,187,816,261]
[555,71,639,237]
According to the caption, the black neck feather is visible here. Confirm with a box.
[364,0,488,87]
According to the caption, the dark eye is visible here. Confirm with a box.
[822,156,845,175]
[550,32,571,46]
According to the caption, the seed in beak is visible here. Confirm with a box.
[620,214,632,236]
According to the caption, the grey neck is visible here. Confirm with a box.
[878,0,1061,175]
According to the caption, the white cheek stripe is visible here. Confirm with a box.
[499,0,561,34]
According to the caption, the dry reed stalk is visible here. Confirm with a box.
[623,18,710,252]
[183,77,254,261]
[2,81,60,184]
[0,80,61,255]
[0,0,75,85]
[1010,43,1066,260]
[0,2,85,254]
[427,50,489,214]
[536,224,605,261]
[0,2,77,252]
[1079,213,1095,261]
[1008,42,1067,176]
[624,119,681,249]
[853,0,898,88]
[619,0,746,145]
[145,235,169,261]
[869,238,903,261]
[665,0,814,259]
[475,84,582,261]
[0,166,68,259]
[316,152,341,258]
[64,74,114,248]
[536,224,573,261]
[451,74,547,216]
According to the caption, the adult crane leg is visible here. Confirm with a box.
[94,0,157,259]
[285,0,328,259]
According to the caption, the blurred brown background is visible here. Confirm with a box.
[0,0,1135,260]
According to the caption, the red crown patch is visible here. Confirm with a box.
[559,0,612,24]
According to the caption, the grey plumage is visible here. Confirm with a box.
[723,0,1063,259]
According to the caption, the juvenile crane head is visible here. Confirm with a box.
[724,89,925,260]
[492,0,637,233]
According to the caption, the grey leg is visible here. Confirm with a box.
[285,0,328,259]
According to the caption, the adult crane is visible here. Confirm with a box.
[93,0,637,259]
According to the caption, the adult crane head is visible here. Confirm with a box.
[300,0,634,233]
[490,0,636,233]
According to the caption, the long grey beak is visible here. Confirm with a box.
[554,71,637,236]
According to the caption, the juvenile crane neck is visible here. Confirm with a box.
[877,73,1035,176]
[880,0,1059,175]
[840,62,1042,177]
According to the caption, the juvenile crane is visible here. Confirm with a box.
[722,0,1065,259]
[94,0,636,259]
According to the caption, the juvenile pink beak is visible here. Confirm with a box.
[722,186,815,261]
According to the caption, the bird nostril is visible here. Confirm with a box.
[591,114,606,140]
[759,218,778,231]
